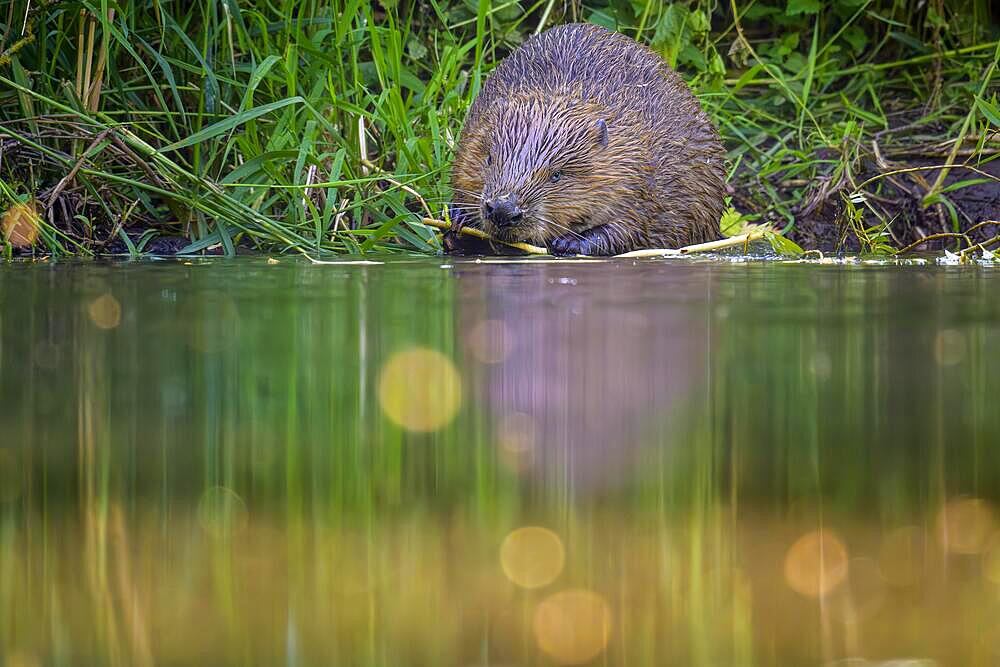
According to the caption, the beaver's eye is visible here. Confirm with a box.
[549,170,563,183]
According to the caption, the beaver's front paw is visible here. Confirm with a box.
[548,234,592,256]
[442,205,493,255]
[442,204,469,251]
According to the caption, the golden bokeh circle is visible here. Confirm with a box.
[936,497,994,555]
[500,526,565,589]
[377,347,462,432]
[533,589,612,665]
[87,294,122,330]
[783,529,849,598]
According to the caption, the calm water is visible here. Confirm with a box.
[2,257,1000,666]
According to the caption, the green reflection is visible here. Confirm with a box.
[1,259,999,666]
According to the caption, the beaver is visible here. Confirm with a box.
[446,23,726,256]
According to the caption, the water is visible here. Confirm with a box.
[2,257,999,666]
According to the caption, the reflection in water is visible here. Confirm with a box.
[455,263,710,489]
[1,259,1000,666]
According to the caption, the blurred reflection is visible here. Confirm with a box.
[455,262,710,489]
[878,526,927,589]
[0,259,998,666]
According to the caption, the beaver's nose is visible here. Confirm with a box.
[484,197,523,228]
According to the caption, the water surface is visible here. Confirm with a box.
[2,257,999,666]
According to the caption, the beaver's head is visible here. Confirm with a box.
[452,94,647,245]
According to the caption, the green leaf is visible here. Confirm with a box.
[680,44,707,71]
[176,231,222,254]
[586,11,616,30]
[941,177,993,194]
[240,55,282,112]
[786,0,821,15]
[976,97,1000,127]
[888,31,928,52]
[842,26,868,56]
[160,97,305,152]
[745,4,780,19]
[720,207,744,236]
[407,38,428,60]
[764,232,805,256]
[689,10,710,34]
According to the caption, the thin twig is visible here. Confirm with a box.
[616,230,769,257]
[961,234,1000,258]
[46,128,112,207]
[896,232,974,255]
[852,163,1000,194]
[963,219,1000,237]
[419,217,548,254]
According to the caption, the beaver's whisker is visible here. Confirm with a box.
[448,188,483,198]
[537,216,586,241]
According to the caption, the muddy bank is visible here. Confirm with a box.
[733,145,1000,254]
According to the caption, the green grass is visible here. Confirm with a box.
[0,0,998,257]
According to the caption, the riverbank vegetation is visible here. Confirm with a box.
[1,0,998,257]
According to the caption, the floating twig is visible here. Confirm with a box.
[615,230,769,257]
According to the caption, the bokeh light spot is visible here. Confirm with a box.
[378,347,462,432]
[500,526,565,589]
[784,529,849,598]
[2,201,40,248]
[467,319,512,364]
[533,589,612,665]
[934,329,966,366]
[88,293,122,330]
[936,497,994,555]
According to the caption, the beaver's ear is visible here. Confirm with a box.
[595,119,608,148]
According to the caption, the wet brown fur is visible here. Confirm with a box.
[450,23,726,255]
